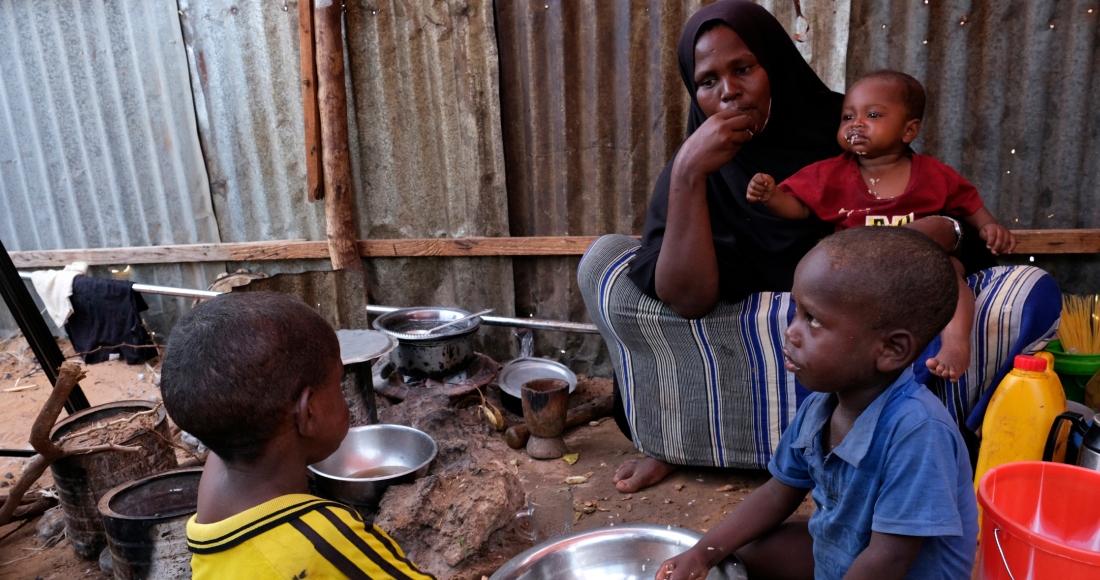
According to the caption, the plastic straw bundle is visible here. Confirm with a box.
[1060,294,1100,354]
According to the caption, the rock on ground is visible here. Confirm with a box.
[375,462,524,574]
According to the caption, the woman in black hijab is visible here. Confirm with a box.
[627,0,841,318]
[577,0,1060,492]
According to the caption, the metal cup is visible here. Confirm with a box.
[514,487,574,544]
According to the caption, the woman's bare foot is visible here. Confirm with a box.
[613,457,679,492]
[926,339,970,382]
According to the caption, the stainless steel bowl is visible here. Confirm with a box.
[490,524,748,580]
[309,425,437,507]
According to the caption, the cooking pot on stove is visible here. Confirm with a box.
[372,307,483,379]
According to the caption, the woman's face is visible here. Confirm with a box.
[693,24,771,132]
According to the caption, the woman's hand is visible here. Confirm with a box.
[674,109,758,180]
[979,223,1015,255]
[747,173,776,203]
[654,547,712,580]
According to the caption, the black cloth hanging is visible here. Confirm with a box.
[628,0,843,302]
[65,276,157,365]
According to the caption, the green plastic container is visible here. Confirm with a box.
[1044,339,1100,404]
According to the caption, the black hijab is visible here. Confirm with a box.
[628,0,844,302]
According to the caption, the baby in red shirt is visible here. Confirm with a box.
[746,70,1014,382]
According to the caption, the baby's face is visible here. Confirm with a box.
[838,78,918,158]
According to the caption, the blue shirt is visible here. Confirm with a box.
[768,369,978,579]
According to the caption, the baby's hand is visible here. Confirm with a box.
[654,547,711,580]
[747,173,776,203]
[979,223,1016,255]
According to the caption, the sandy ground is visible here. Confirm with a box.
[0,336,803,579]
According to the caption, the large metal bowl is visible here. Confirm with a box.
[309,425,437,507]
[490,524,747,580]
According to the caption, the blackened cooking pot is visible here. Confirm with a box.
[372,307,483,379]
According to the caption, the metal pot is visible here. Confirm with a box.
[372,307,483,379]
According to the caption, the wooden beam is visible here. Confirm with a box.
[297,0,324,202]
[314,0,361,271]
[1011,229,1100,255]
[8,230,1100,269]
[7,237,602,268]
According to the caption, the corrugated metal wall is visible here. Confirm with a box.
[846,0,1100,292]
[343,0,514,328]
[0,0,223,335]
[176,0,517,354]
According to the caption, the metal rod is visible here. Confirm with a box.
[18,273,600,334]
[365,305,599,334]
[19,273,219,299]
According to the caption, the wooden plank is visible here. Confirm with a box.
[314,0,361,272]
[9,230,1099,269]
[1012,229,1100,255]
[297,0,324,202]
[7,238,601,268]
[356,236,601,257]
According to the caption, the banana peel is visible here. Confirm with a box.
[475,387,505,431]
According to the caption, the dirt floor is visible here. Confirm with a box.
[0,336,808,579]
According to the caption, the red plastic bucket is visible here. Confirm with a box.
[977,461,1100,579]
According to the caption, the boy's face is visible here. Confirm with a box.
[783,248,883,393]
[309,356,351,464]
[837,78,920,158]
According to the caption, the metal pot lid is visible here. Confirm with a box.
[336,329,397,365]
[372,307,483,342]
[498,357,578,399]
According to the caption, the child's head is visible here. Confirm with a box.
[783,227,956,393]
[161,291,349,465]
[838,70,926,158]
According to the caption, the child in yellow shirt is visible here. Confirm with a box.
[161,291,434,579]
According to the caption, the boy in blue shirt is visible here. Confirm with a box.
[656,226,978,580]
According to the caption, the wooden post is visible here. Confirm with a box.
[314,0,362,272]
[298,0,324,202]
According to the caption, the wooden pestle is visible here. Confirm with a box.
[505,395,614,449]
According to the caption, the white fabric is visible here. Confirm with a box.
[29,262,89,328]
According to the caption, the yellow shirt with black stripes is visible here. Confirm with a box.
[186,494,435,580]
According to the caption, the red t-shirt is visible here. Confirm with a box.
[777,153,985,230]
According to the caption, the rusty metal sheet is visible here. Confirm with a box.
[169,0,518,356]
[496,0,706,376]
[343,0,516,357]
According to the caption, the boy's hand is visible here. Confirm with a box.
[747,173,776,203]
[654,547,711,580]
[979,223,1015,255]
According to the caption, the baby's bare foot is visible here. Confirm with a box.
[926,340,970,382]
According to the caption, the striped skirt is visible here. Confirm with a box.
[578,234,1061,469]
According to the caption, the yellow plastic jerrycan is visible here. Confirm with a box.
[974,354,1068,490]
